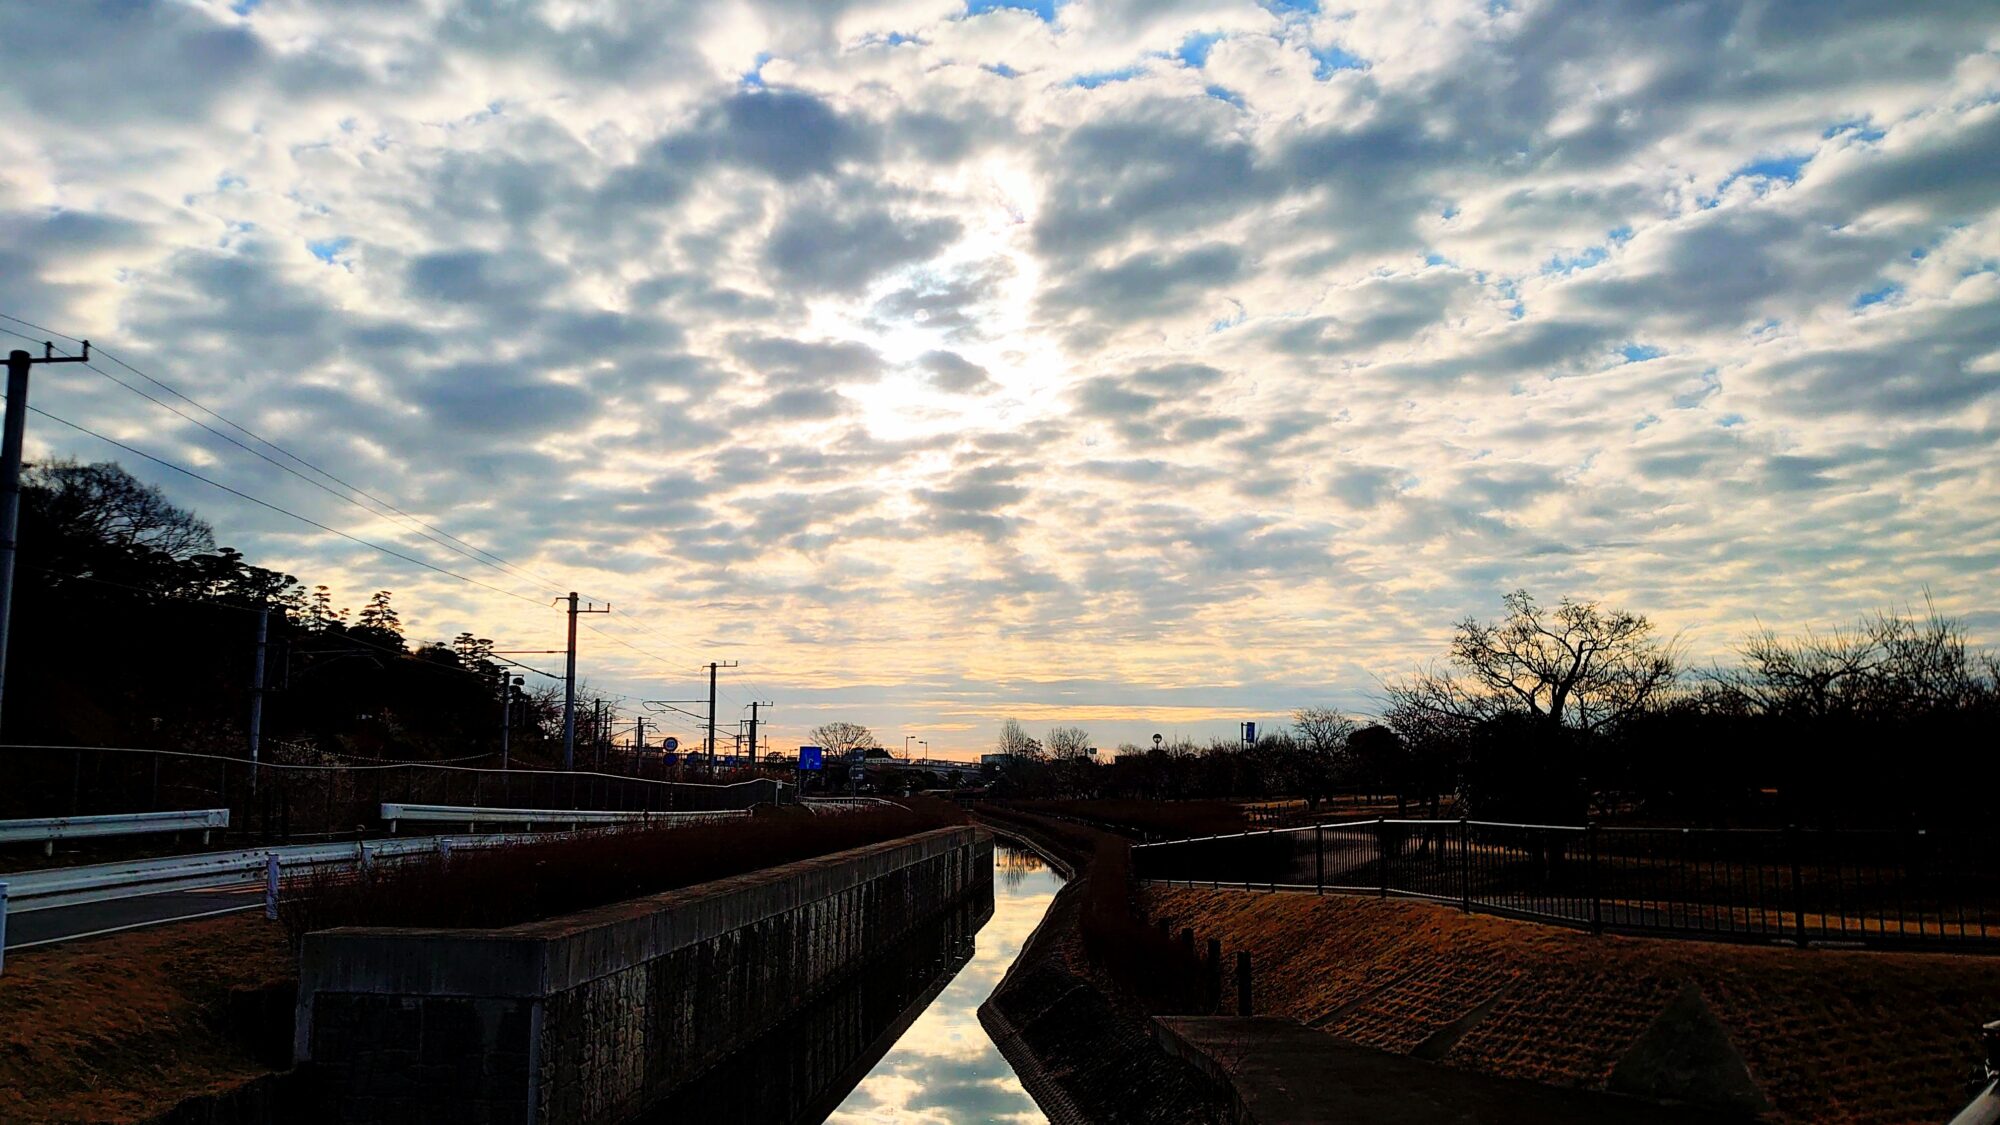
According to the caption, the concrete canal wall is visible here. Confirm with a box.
[294,826,992,1125]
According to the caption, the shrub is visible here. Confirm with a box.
[278,799,964,944]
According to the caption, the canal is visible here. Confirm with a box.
[647,840,1066,1125]
[827,842,1064,1124]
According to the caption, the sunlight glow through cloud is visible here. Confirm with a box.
[2,1,1997,755]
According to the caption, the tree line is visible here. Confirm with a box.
[987,590,2000,827]
[6,459,596,765]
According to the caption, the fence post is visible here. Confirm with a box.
[1377,818,1389,899]
[1235,951,1252,1016]
[1207,938,1222,1012]
[1587,822,1603,934]
[1787,824,1808,949]
[264,855,280,921]
[0,880,9,975]
[1315,823,1325,895]
[1459,818,1471,914]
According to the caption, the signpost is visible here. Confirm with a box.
[662,736,679,753]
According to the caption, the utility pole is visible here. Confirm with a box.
[248,605,269,791]
[499,673,521,769]
[634,714,646,755]
[592,698,606,770]
[748,700,773,765]
[556,592,609,770]
[704,660,738,773]
[0,341,89,733]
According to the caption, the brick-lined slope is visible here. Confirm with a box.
[1144,887,2000,1125]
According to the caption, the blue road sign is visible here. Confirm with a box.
[799,745,824,770]
[662,736,679,753]
[1243,721,1257,743]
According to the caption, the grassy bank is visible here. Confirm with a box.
[1144,885,2000,1125]
[280,799,963,939]
[0,914,291,1125]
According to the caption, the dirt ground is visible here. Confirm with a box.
[1143,886,2000,1125]
[0,914,292,1125]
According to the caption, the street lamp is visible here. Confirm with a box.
[1153,732,1164,752]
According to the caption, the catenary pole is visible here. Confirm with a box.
[556,592,609,770]
[0,342,89,733]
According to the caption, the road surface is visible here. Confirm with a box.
[5,885,264,951]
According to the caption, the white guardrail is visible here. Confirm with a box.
[380,803,747,833]
[0,809,230,856]
[800,797,898,814]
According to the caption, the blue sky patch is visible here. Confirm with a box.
[1260,0,1319,12]
[741,52,772,87]
[1621,343,1665,363]
[1543,245,1609,275]
[1854,283,1901,308]
[985,62,1021,78]
[1176,32,1225,68]
[967,0,1058,21]
[307,236,351,263]
[1732,153,1810,184]
[1204,85,1245,107]
[1823,118,1887,142]
[1309,44,1368,77]
[1070,66,1143,89]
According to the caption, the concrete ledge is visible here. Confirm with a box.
[295,827,993,1125]
[298,828,983,1002]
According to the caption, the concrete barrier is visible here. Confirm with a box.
[295,826,992,1125]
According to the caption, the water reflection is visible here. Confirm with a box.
[827,844,1062,1125]
[643,844,1063,1125]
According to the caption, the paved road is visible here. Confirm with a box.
[5,885,264,951]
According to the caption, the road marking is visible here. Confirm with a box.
[5,902,263,951]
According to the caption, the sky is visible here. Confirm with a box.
[2,0,1997,760]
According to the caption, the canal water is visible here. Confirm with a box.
[824,842,1063,1125]
[646,842,1066,1124]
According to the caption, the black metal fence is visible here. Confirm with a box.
[0,744,793,843]
[1132,817,2000,951]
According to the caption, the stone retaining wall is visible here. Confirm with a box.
[295,827,991,1125]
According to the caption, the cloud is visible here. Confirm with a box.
[3,0,1998,757]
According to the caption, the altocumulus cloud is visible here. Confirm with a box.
[1,0,1998,753]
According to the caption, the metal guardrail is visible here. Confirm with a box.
[800,797,898,815]
[0,808,230,855]
[3,833,521,914]
[1133,816,2000,952]
[381,803,749,832]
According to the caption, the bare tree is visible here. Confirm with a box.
[24,458,215,559]
[1450,590,1676,732]
[811,721,880,759]
[996,717,1043,759]
[1046,725,1093,760]
[1289,706,1357,809]
[1716,599,1992,721]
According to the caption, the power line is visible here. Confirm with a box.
[5,316,780,690]
[21,403,551,607]
[0,318,574,598]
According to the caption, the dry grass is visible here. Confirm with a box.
[1144,886,2000,1125]
[0,914,291,1125]
[280,799,964,939]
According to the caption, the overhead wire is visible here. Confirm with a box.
[6,316,776,695]
[0,318,577,600]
